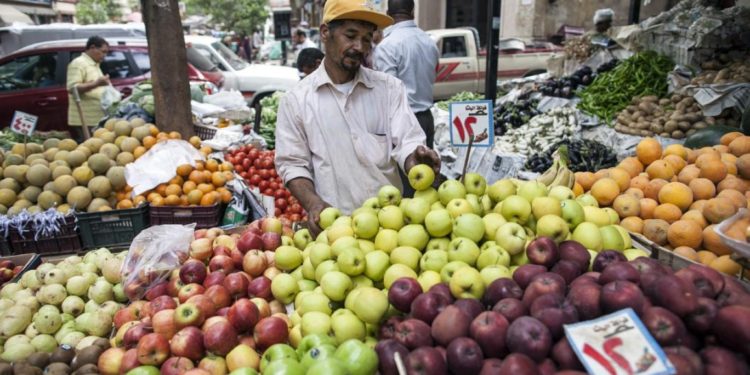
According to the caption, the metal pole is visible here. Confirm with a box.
[484,0,501,101]
[629,0,641,24]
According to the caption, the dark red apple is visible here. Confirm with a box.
[592,250,627,272]
[375,339,410,375]
[186,295,217,319]
[203,321,239,356]
[261,232,281,251]
[550,260,582,285]
[559,240,591,273]
[642,306,688,346]
[686,264,724,298]
[712,305,750,356]
[410,292,451,324]
[428,283,454,303]
[470,311,509,359]
[180,259,208,285]
[600,280,645,316]
[648,275,699,317]
[123,323,152,349]
[254,316,288,350]
[431,305,471,347]
[228,298,260,333]
[204,284,232,309]
[685,297,718,334]
[136,333,170,366]
[492,298,527,323]
[538,358,557,375]
[522,272,566,308]
[480,358,503,375]
[203,271,226,289]
[395,319,433,350]
[144,281,169,301]
[552,338,583,370]
[454,298,484,320]
[223,272,250,299]
[513,264,548,289]
[388,277,422,313]
[170,326,205,361]
[530,293,578,339]
[178,283,206,304]
[483,278,523,307]
[701,346,745,375]
[378,315,404,340]
[208,255,235,274]
[716,276,750,308]
[446,337,484,375]
[498,353,539,375]
[566,282,602,321]
[237,231,264,253]
[664,346,703,375]
[229,247,244,268]
[404,346,446,375]
[506,316,552,362]
[161,356,195,375]
[247,276,272,300]
[598,262,640,285]
[526,236,559,268]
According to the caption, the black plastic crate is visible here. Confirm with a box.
[77,205,149,249]
[9,215,82,255]
[150,203,222,229]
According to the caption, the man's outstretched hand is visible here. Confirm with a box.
[405,145,441,175]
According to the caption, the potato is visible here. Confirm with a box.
[664,120,679,133]
[642,95,659,102]
[650,124,664,133]
[678,121,692,131]
[671,94,682,103]
[693,121,708,130]
[659,98,671,106]
[660,132,670,137]
[686,129,697,136]
[680,97,695,106]
[684,114,702,123]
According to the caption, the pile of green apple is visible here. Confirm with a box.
[270,165,646,355]
[258,335,377,374]
[0,248,127,363]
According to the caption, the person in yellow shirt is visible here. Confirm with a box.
[67,36,111,141]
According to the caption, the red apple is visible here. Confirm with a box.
[470,311,509,359]
[227,298,260,333]
[388,277,422,313]
[202,316,229,332]
[263,266,281,280]
[114,307,138,330]
[229,247,244,269]
[136,333,170,366]
[242,250,268,277]
[167,272,186,298]
[526,236,559,268]
[238,232,264,253]
[98,347,126,375]
[144,281,169,301]
[180,259,208,285]
[223,272,250,299]
[208,255,235,274]
[124,281,147,301]
[203,272,226,289]
[179,283,206,304]
[186,295,217,318]
[269,300,286,315]
[212,245,231,258]
[250,297,271,319]
[147,295,178,318]
[261,232,281,251]
[119,348,140,374]
[253,316,289,350]
[190,238,213,261]
[171,326,205,361]
[204,285,232,309]
[161,357,195,375]
[204,321,239,356]
[247,276,272,300]
[152,309,177,340]
[123,323,152,349]
[198,355,228,375]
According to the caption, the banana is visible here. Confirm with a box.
[536,159,561,186]
[549,165,575,189]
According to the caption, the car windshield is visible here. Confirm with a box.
[186,46,218,72]
[211,42,247,71]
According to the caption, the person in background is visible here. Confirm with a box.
[67,36,110,141]
[587,8,618,48]
[373,0,439,149]
[296,47,324,78]
[252,29,263,61]
[275,0,440,234]
[293,29,317,56]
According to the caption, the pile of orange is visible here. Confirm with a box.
[575,133,750,276]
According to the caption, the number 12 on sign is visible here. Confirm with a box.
[449,100,493,148]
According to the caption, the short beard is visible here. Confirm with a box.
[339,54,362,73]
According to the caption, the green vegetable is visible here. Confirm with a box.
[684,126,744,148]
[578,51,674,122]
[436,92,483,111]
[258,91,285,149]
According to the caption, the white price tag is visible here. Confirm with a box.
[565,308,675,375]
[262,195,276,217]
[9,111,38,136]
[449,100,493,147]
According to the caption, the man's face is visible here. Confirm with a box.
[322,20,374,73]
[88,44,109,63]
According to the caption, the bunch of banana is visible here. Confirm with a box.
[536,146,575,189]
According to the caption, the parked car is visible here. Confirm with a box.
[427,28,561,100]
[0,23,147,57]
[0,38,217,132]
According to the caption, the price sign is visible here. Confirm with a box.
[565,308,675,375]
[9,111,37,136]
[449,100,493,147]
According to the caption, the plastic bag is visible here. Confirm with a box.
[221,179,250,227]
[121,224,195,301]
[204,90,247,110]
[125,140,205,196]
[101,85,122,112]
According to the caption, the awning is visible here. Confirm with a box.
[0,4,34,25]
[13,4,56,17]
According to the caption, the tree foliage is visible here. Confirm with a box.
[185,0,268,35]
[76,0,123,24]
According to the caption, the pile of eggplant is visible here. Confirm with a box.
[493,99,541,135]
[537,59,620,99]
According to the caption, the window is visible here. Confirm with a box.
[441,36,467,58]
[211,42,248,71]
[100,51,135,79]
[0,53,59,92]
[131,52,151,75]
[194,45,226,71]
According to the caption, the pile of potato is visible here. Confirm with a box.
[692,57,750,85]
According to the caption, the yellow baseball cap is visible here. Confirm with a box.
[323,0,394,29]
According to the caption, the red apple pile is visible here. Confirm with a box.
[224,145,307,221]
[109,219,296,375]
[378,237,750,375]
[0,259,23,284]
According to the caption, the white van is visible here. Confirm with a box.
[0,23,146,57]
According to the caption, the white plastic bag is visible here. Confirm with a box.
[204,90,247,109]
[125,140,205,196]
[100,85,122,111]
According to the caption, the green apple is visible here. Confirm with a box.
[600,225,625,251]
[320,271,352,301]
[290,267,304,282]
[383,264,418,289]
[480,194,494,213]
[614,225,632,249]
[452,213,484,242]
[351,275,373,288]
[306,357,348,375]
[275,246,304,271]
[378,185,402,207]
[301,344,338,370]
[425,238,450,252]
[333,216,352,228]
[350,287,389,325]
[260,343,298,372]
[364,250,390,281]
[495,222,528,255]
[378,205,404,231]
[327,225,354,244]
[297,292,332,316]
[531,196,561,219]
[316,231,328,244]
[492,201,503,214]
[331,311,366,344]
[487,179,517,203]
[500,195,532,224]
[361,197,380,210]
[465,194,483,215]
[446,198,473,219]
[576,193,599,207]
[438,179,467,205]
[408,164,436,191]
[271,273,299,304]
[374,228,399,253]
[352,207,376,218]
[335,339,379,375]
[463,172,487,195]
[397,224,429,250]
[125,366,161,375]
[536,214,570,243]
[449,267,485,299]
[583,206,611,227]
[420,249,449,272]
[418,270,442,291]
[602,207,620,224]
[572,222,603,251]
[560,199,585,230]
[447,237,480,266]
[399,197,411,212]
[403,198,430,225]
[314,260,339,284]
[298,279,317,292]
[309,243,333,268]
[518,180,548,202]
[331,237,359,258]
[296,334,337,358]
[390,246,422,271]
[431,201,445,210]
[293,229,314,250]
[319,207,342,229]
[440,261,470,283]
[414,187,439,205]
[480,265,512,285]
[476,246,511,269]
[548,185,575,201]
[358,240,375,254]
[351,211,379,240]
[425,209,452,237]
[511,250,529,266]
[301,257,316,281]
[623,248,649,260]
[482,213,507,241]
[301,311,332,337]
[337,247,366,276]
[263,358,306,375]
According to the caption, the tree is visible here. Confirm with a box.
[186,0,268,35]
[76,0,122,24]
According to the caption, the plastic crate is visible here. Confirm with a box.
[149,203,222,229]
[194,123,218,140]
[77,205,149,249]
[8,215,82,255]
[2,253,42,285]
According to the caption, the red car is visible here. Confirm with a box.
[0,38,222,132]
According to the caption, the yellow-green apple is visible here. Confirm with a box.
[425,209,452,237]
[420,249,449,272]
[320,271,352,301]
[408,164,436,191]
[327,225,354,244]
[378,206,404,231]
[331,311,366,344]
[351,275,373,288]
[495,223,528,255]
[431,201,445,210]
[274,246,303,272]
[518,181,548,202]
[438,180,467,205]
[298,279,316,292]
[613,226,632,249]
[465,194,483,215]
[314,260,339,284]
[383,264,418,289]
[476,247,511,269]
[576,194,599,207]
[536,215,570,243]
[364,250,390,281]
[511,248,529,266]
[500,195,532,224]
[374,229,399,254]
[449,267,485,299]
[397,224,429,250]
[270,274,299,305]
[602,208,620,224]
[337,247,366,276]
[599,225,625,251]
[293,229,313,250]
[480,265,512,286]
[560,199,585,230]
[447,237,480,266]
[480,240,497,251]
[453,213,485,243]
[583,206,610,227]
[390,246,421,271]
[531,196,561,219]
[426,238,450,252]
[482,213,506,241]
[480,195,494,214]
[487,179,516,203]
[403,198,430,225]
[319,207,342,230]
[548,186,575,201]
[259,343,297,372]
[378,185,402,207]
[301,311,331,337]
[301,258,316,280]
[399,198,411,212]
[225,344,260,372]
[332,215,352,228]
[334,339,379,375]
[463,173,487,195]
[361,197,380,210]
[623,248,649,260]
[297,292,332,316]
[440,261,470,283]
[351,211,379,240]
[331,237,358,258]
[357,240,375,253]
[417,271,442,292]
[414,187,439,205]
[446,198,473,219]
[572,222,603,251]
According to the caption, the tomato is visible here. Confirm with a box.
[234,164,244,173]
[242,158,252,170]
[258,180,269,190]
[275,198,288,211]
[249,175,262,186]
[259,169,270,179]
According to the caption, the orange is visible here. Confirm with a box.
[116,190,128,201]
[189,136,202,149]
[594,169,610,181]
[612,194,640,218]
[223,171,234,181]
[183,181,197,194]
[202,170,213,182]
[699,160,728,184]
[142,136,157,149]
[116,199,134,209]
[667,220,703,249]
[690,200,708,212]
[618,157,644,177]
[673,246,699,261]
[620,216,644,233]
[155,184,168,197]
[200,192,218,206]
[644,179,668,201]
[721,152,737,164]
[168,131,182,139]
[573,182,584,196]
[194,161,205,171]
[164,194,181,206]
[180,195,189,206]
[702,224,733,256]
[206,159,219,172]
[197,183,215,194]
[189,170,206,184]
[640,198,658,219]
[218,188,232,204]
[677,165,701,184]
[657,182,693,211]
[653,203,682,223]
[695,152,721,169]
[688,178,716,200]
[630,175,650,191]
[696,250,718,265]
[663,144,688,160]
[221,162,233,172]
[151,196,164,207]
[624,188,644,200]
[636,138,662,166]
[702,197,737,224]
[681,210,707,229]
[714,145,730,154]
[717,189,747,210]
[156,132,169,140]
[200,146,213,155]
[605,168,631,192]
[165,184,182,196]
[720,131,744,146]
[645,160,675,180]
[709,255,741,275]
[723,160,738,176]
[663,154,687,173]
[211,172,227,187]
[590,178,620,206]
[737,154,750,179]
[133,146,147,159]
[729,136,750,156]
[176,164,193,178]
[133,195,147,206]
[643,219,670,245]
[575,172,596,191]
[148,124,159,136]
[147,192,161,202]
[717,176,748,193]
[169,176,184,186]
[687,149,698,164]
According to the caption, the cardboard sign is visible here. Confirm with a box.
[565,308,675,375]
[449,100,493,147]
[9,111,37,136]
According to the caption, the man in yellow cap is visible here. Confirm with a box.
[275,0,440,234]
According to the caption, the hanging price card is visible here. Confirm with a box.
[449,100,493,147]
